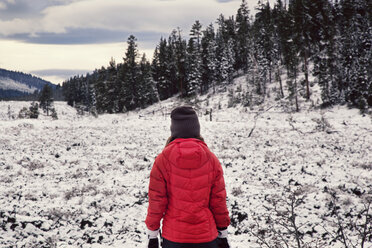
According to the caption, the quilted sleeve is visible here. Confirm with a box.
[145,154,168,231]
[209,155,230,228]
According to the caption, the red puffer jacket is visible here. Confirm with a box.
[145,138,230,243]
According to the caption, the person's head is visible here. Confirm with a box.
[166,106,203,146]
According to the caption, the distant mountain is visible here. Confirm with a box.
[0,68,55,100]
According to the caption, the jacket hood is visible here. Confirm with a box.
[164,138,209,169]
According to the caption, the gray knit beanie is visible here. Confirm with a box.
[170,106,200,138]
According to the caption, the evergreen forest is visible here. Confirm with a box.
[61,0,372,114]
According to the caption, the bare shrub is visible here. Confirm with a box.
[28,161,45,170]
[64,184,99,200]
[47,207,78,221]
[352,162,372,171]
[44,236,57,248]
[249,185,326,248]
[231,187,243,197]
[51,108,58,120]
[24,192,38,201]
[101,189,114,197]
[7,105,15,119]
[64,187,79,201]
[17,122,34,129]
[322,189,372,248]
[18,107,30,119]
[312,113,332,132]
[18,158,44,170]
[249,183,372,248]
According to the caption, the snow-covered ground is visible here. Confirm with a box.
[0,85,371,247]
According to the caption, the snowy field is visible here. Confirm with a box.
[0,98,371,247]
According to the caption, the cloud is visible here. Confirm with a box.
[5,28,166,45]
[31,69,90,77]
[0,0,16,10]
[0,0,46,20]
[42,0,243,33]
[0,0,242,44]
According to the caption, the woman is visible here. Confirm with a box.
[145,106,231,248]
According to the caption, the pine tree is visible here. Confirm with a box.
[235,0,251,72]
[82,75,93,110]
[167,31,179,96]
[86,74,98,115]
[122,35,140,110]
[153,38,172,100]
[116,63,126,112]
[338,0,371,109]
[216,15,235,84]
[168,28,188,97]
[173,28,188,97]
[272,0,286,98]
[106,58,119,113]
[284,9,301,111]
[39,84,54,116]
[216,36,235,84]
[289,0,313,100]
[311,0,342,106]
[29,102,39,119]
[253,1,275,96]
[151,46,161,96]
[201,24,218,93]
[226,39,236,83]
[190,20,203,48]
[186,20,203,96]
[286,45,300,111]
[138,54,158,108]
[94,67,108,113]
[62,77,77,106]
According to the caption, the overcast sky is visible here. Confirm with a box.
[0,0,271,84]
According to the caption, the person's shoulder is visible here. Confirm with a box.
[154,151,165,162]
[209,151,220,166]
[200,143,219,164]
[161,142,174,159]
[156,144,174,164]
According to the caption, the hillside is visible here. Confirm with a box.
[0,68,55,99]
[0,74,371,247]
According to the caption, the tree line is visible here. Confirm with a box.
[62,0,372,114]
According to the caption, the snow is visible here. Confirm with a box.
[0,77,38,94]
[0,84,371,247]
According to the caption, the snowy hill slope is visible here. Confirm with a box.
[0,76,371,247]
[0,77,38,94]
[0,68,54,99]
